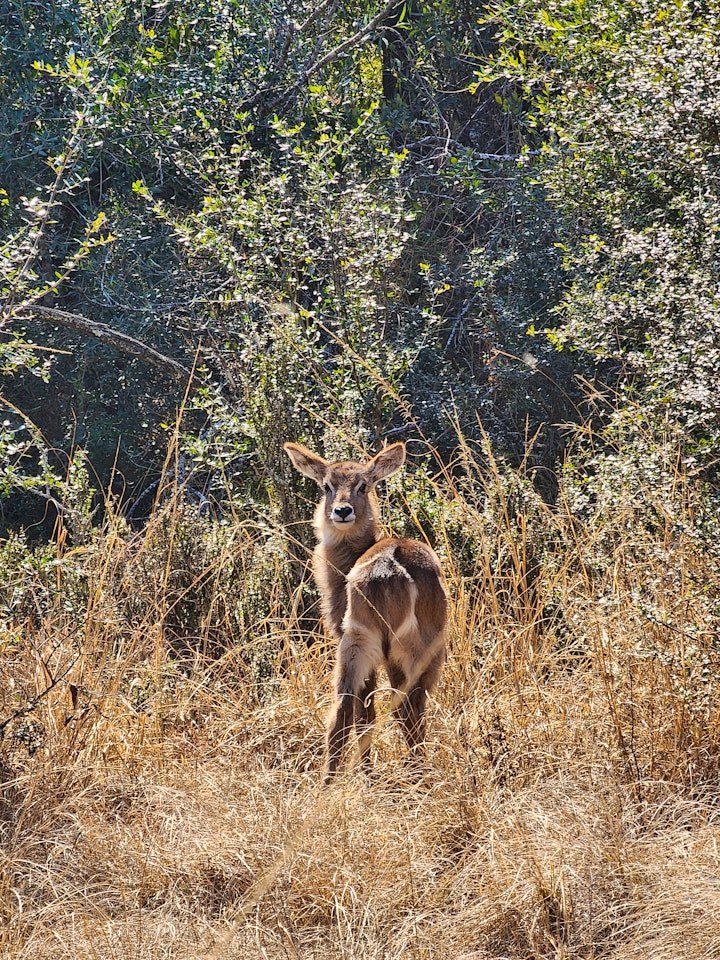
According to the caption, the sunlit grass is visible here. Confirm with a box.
[2,423,720,959]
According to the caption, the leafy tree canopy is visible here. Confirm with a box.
[1,0,718,534]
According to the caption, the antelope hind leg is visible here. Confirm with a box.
[393,685,427,758]
[390,652,445,764]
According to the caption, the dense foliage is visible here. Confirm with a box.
[484,0,720,454]
[1,0,719,559]
[2,0,719,534]
[0,0,556,530]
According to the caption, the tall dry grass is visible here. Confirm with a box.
[2,424,720,960]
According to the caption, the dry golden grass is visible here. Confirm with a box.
[2,432,720,960]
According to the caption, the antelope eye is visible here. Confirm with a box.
[357,482,367,495]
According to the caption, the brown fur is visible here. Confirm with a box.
[284,441,448,780]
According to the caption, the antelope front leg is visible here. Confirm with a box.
[354,671,377,770]
[325,693,354,782]
[325,630,380,781]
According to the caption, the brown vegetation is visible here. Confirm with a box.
[2,429,720,960]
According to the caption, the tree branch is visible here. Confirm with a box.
[241,0,399,115]
[304,0,399,79]
[8,305,193,381]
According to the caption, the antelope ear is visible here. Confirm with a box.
[284,442,329,485]
[365,443,406,485]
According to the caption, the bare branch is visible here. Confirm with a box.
[8,305,193,381]
[304,0,399,80]
[298,0,339,35]
[0,639,81,738]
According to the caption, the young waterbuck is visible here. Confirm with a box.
[284,441,448,780]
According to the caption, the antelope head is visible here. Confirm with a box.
[284,442,406,540]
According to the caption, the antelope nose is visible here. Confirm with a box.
[335,506,353,520]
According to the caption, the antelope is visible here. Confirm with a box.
[284,441,447,781]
